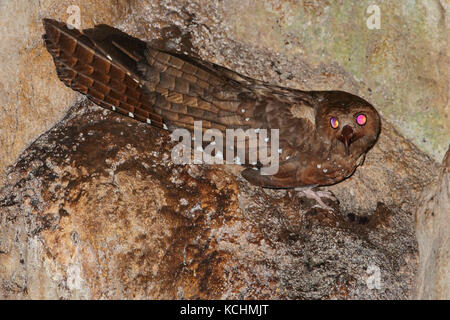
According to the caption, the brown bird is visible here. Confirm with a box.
[42,19,381,194]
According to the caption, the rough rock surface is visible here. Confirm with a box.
[0,100,438,299]
[0,0,447,299]
[415,148,449,299]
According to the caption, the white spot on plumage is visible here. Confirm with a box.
[286,156,290,160]
[323,168,328,173]
[128,112,134,118]
[163,123,168,130]
[146,118,152,124]
[245,118,250,122]
[111,106,116,111]
[106,54,112,61]
[317,164,322,169]
[241,109,245,113]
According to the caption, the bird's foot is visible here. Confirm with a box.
[294,188,338,212]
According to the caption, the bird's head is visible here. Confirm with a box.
[314,91,381,158]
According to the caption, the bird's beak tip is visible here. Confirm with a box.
[344,142,350,156]
[340,125,353,156]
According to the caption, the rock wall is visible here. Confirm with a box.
[415,148,449,299]
[0,101,436,299]
[0,0,447,299]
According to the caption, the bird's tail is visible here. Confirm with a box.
[42,18,166,128]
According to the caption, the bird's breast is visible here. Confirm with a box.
[302,154,358,186]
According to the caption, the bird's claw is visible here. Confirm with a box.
[294,188,338,212]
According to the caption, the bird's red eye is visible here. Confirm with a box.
[356,114,367,126]
[330,117,339,129]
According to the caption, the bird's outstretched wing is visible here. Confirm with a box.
[44,19,252,129]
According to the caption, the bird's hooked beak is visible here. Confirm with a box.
[338,125,354,156]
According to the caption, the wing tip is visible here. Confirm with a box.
[42,18,64,31]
